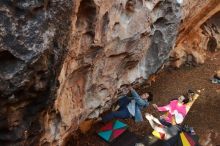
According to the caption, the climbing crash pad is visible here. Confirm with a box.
[97,120,128,143]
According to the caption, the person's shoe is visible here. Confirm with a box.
[211,78,218,84]
[211,77,220,84]
[145,113,152,121]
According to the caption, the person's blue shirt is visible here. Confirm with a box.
[126,89,149,122]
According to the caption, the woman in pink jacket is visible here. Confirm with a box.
[153,95,190,126]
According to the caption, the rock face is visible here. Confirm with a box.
[0,0,219,145]
[171,1,220,67]
[54,0,182,145]
[0,0,72,145]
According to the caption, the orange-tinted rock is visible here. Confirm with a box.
[171,1,220,67]
[0,0,219,145]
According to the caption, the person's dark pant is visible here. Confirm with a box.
[159,118,172,127]
[102,96,131,122]
[118,96,131,109]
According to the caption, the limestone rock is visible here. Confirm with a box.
[171,1,220,67]
[0,0,72,145]
[0,0,219,145]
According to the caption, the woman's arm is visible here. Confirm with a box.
[157,104,170,112]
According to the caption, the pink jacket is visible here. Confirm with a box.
[157,100,187,124]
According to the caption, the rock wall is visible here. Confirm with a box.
[0,0,219,146]
[170,0,220,67]
[0,0,73,145]
[53,0,182,145]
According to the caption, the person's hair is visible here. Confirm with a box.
[147,92,153,102]
[180,89,194,104]
[187,89,194,94]
[182,96,190,104]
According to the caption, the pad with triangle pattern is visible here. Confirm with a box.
[97,120,128,142]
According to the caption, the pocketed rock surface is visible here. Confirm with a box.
[0,0,219,145]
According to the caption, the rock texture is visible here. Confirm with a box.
[0,0,72,145]
[54,0,182,145]
[170,0,220,67]
[0,0,219,146]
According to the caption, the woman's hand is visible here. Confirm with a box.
[152,104,158,109]
[145,113,153,120]
[128,85,133,91]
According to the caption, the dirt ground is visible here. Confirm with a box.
[69,51,220,146]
